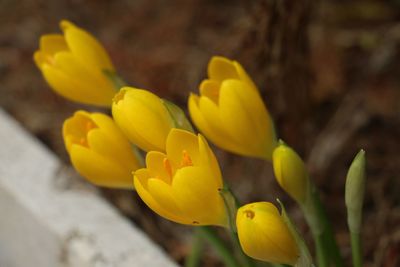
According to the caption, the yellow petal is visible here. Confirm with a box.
[70,145,133,189]
[39,34,68,56]
[233,61,258,92]
[188,94,212,136]
[197,95,224,135]
[86,129,139,172]
[63,111,141,189]
[112,100,156,152]
[90,112,130,146]
[222,79,277,158]
[134,171,189,224]
[41,64,111,106]
[199,79,220,104]
[113,88,173,152]
[63,110,92,152]
[195,97,250,155]
[272,145,308,203]
[172,166,226,226]
[219,80,255,144]
[34,51,47,68]
[188,94,244,155]
[197,95,236,145]
[34,35,68,68]
[197,134,223,188]
[134,168,151,189]
[61,20,114,71]
[60,20,77,30]
[53,51,115,101]
[145,151,173,184]
[236,202,298,265]
[218,79,276,158]
[166,128,200,166]
[147,178,182,218]
[208,56,239,82]
[123,90,172,147]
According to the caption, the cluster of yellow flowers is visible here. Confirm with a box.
[33,20,304,266]
[34,20,366,267]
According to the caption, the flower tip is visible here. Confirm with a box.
[188,93,200,106]
[278,139,287,146]
[197,132,206,142]
[210,55,231,64]
[354,149,366,166]
[209,55,233,69]
[60,19,75,31]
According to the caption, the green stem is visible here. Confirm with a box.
[198,226,241,267]
[185,229,204,267]
[312,189,344,267]
[350,232,362,267]
[302,186,344,267]
[314,232,328,267]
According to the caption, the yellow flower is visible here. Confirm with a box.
[63,110,141,189]
[188,56,277,160]
[112,86,175,152]
[236,202,299,265]
[34,20,116,106]
[134,128,227,226]
[272,143,309,204]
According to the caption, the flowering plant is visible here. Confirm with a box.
[34,21,367,267]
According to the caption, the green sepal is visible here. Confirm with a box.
[277,199,314,267]
[103,69,127,91]
[162,99,194,132]
[219,185,238,233]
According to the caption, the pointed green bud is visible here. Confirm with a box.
[162,99,194,132]
[273,141,310,204]
[345,149,366,234]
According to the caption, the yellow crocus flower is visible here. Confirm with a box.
[63,110,141,189]
[134,128,227,226]
[272,143,309,204]
[34,20,116,106]
[236,202,299,265]
[188,56,277,160]
[112,86,175,152]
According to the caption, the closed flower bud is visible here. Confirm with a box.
[236,202,299,265]
[34,20,116,106]
[63,111,141,189]
[345,150,366,234]
[188,56,277,160]
[273,143,309,204]
[112,87,175,152]
[134,128,227,226]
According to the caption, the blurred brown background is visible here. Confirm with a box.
[1,0,400,266]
